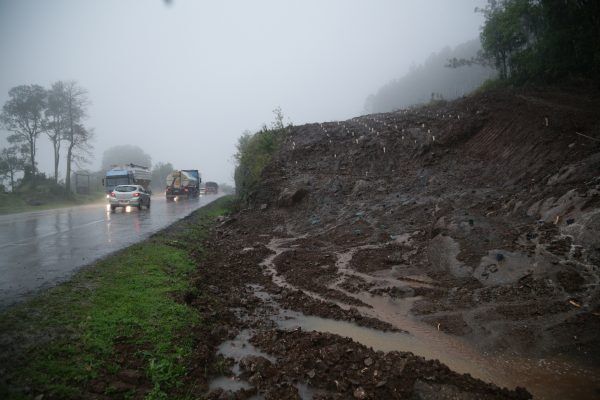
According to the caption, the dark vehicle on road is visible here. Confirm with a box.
[109,185,151,211]
[205,181,219,194]
[166,169,201,201]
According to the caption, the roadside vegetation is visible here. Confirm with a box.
[0,174,104,214]
[0,81,94,194]
[0,190,104,215]
[365,39,495,113]
[478,0,599,85]
[234,107,291,203]
[367,1,599,112]
[451,0,600,90]
[0,196,234,399]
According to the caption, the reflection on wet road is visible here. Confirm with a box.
[0,195,221,309]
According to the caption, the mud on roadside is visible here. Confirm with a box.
[188,88,600,399]
[179,207,531,399]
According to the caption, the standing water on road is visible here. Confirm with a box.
[0,195,221,309]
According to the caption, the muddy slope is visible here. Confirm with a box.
[194,88,599,399]
[253,87,600,360]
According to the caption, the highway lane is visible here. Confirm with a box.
[0,194,222,309]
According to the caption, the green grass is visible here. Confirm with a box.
[0,192,106,215]
[0,195,235,399]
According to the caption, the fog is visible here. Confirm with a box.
[0,0,485,184]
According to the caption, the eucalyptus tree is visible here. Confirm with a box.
[46,81,68,183]
[0,85,47,182]
[0,146,24,191]
[62,81,94,193]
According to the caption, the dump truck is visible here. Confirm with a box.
[166,169,201,201]
[103,164,151,196]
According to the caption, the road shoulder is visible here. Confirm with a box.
[0,195,234,399]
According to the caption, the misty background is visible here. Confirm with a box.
[0,0,486,184]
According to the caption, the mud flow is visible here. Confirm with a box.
[195,88,599,400]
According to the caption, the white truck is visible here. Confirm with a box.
[103,164,152,196]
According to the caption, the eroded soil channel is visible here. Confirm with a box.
[202,231,599,400]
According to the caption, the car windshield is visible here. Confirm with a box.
[115,186,137,192]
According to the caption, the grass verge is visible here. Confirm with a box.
[0,195,235,399]
[0,192,106,215]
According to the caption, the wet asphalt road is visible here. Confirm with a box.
[0,194,222,309]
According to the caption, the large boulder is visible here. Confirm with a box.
[277,186,308,207]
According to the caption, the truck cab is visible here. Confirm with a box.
[103,164,151,197]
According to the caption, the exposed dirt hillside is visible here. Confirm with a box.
[189,87,600,399]
[255,86,600,354]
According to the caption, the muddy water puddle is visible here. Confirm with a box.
[217,329,275,374]
[210,326,329,399]
[254,238,600,399]
[209,329,272,397]
[275,307,600,399]
[295,382,328,399]
[212,282,600,399]
[208,376,254,393]
[275,306,498,384]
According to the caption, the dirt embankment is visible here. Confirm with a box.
[189,87,600,399]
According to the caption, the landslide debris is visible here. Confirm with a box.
[192,87,599,399]
[250,87,600,361]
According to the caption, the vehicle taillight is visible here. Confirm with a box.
[133,192,140,197]
[110,192,116,197]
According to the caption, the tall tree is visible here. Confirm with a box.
[0,85,47,182]
[478,0,600,84]
[0,146,25,192]
[63,82,93,194]
[46,81,67,183]
[479,0,534,80]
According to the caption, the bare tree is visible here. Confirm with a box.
[67,123,94,183]
[63,82,93,194]
[0,85,47,182]
[271,106,285,130]
[46,81,67,183]
[0,146,25,192]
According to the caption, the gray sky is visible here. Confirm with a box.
[0,0,485,184]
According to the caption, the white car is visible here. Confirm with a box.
[109,185,151,211]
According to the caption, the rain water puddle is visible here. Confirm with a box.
[257,236,600,400]
[275,306,500,384]
[217,329,275,375]
[208,329,273,397]
[276,308,600,399]
[208,376,253,392]
[295,382,328,399]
